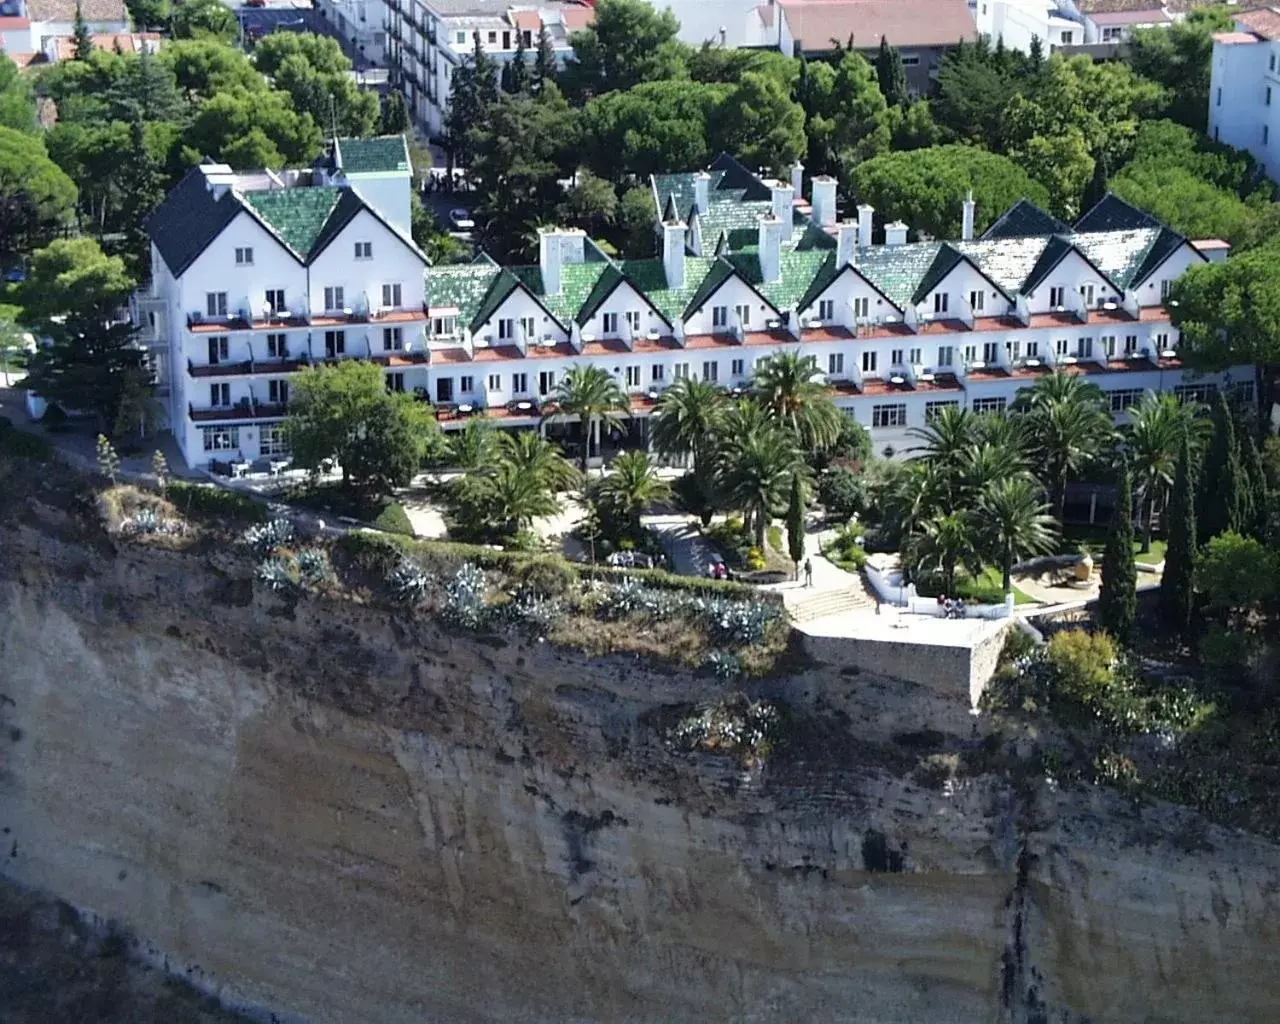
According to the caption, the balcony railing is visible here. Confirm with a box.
[188,401,286,423]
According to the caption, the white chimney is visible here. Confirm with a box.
[811,175,837,228]
[693,171,711,215]
[758,214,783,284]
[836,222,858,268]
[790,161,804,201]
[769,180,793,224]
[962,189,975,242]
[539,227,586,296]
[885,221,908,246]
[857,203,874,249]
[663,219,686,290]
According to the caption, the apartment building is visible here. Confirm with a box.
[137,145,1251,469]
[384,0,591,135]
[1210,7,1280,182]
[974,0,1203,56]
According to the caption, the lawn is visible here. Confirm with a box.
[1060,523,1166,564]
[956,567,1037,606]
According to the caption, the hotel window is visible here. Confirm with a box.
[603,312,618,335]
[890,348,903,366]
[625,310,642,334]
[206,292,227,318]
[387,372,405,393]
[1079,336,1093,358]
[1175,383,1217,404]
[268,379,289,405]
[1216,87,1222,107]
[235,247,253,266]
[818,299,835,321]
[1272,54,1276,71]
[982,341,999,364]
[487,30,496,43]
[1268,87,1273,106]
[1266,125,1271,146]
[1060,30,1073,44]
[1160,280,1172,299]
[460,376,474,394]
[382,283,402,308]
[498,318,514,340]
[1233,380,1256,404]
[1056,338,1069,356]
[674,362,690,380]
[712,305,728,329]
[1124,334,1138,354]
[1080,283,1095,306]
[872,403,907,428]
[963,344,977,364]
[702,361,718,382]
[538,371,555,395]
[265,289,285,313]
[210,382,230,407]
[861,351,877,373]
[1006,340,1020,362]
[652,365,664,382]
[1109,388,1144,413]
[1102,335,1116,358]
[926,400,959,421]
[936,345,953,367]
[853,297,869,318]
[324,286,344,311]
[519,316,536,338]
[828,353,844,375]
[260,426,289,457]
[734,304,751,326]
[901,53,919,67]
[625,366,641,388]
[933,292,949,314]
[487,374,501,391]
[456,30,466,43]
[207,336,229,363]
[266,333,287,358]
[383,327,403,351]
[512,372,528,394]
[432,316,457,337]
[1026,341,1039,358]
[1049,286,1064,308]
[355,241,372,260]
[909,348,921,364]
[1156,331,1170,350]
[968,289,984,312]
[971,397,1007,416]
[731,358,745,377]
[325,330,345,357]
[201,426,239,451]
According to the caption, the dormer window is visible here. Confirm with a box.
[235,247,253,266]
[432,315,457,337]
[818,299,834,321]
[933,293,949,315]
[324,286,344,312]
[1049,286,1064,307]
[968,290,984,312]
[603,312,618,335]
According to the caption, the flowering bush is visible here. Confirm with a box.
[121,507,185,537]
[244,518,295,559]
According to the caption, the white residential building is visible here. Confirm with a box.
[315,0,389,66]
[384,0,591,136]
[974,0,1200,55]
[1210,7,1280,182]
[0,0,139,64]
[136,147,1253,469]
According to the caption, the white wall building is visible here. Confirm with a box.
[974,0,1085,51]
[384,0,590,137]
[1210,8,1280,183]
[136,148,1254,469]
[315,0,389,66]
[0,0,132,60]
[974,0,1194,55]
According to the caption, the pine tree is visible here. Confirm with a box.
[1161,439,1197,638]
[509,30,530,94]
[1098,467,1137,644]
[786,472,806,573]
[1027,34,1045,75]
[96,434,120,484]
[1199,392,1244,541]
[445,36,498,167]
[875,36,909,109]
[533,25,556,93]
[73,3,94,60]
[1241,429,1270,540]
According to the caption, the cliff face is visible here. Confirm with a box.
[2,504,1280,1023]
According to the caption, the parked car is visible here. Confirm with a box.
[2,267,25,283]
[245,0,267,7]
[449,208,475,231]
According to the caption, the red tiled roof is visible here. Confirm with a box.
[1236,7,1280,41]
[1193,238,1231,250]
[561,5,593,31]
[511,10,541,31]
[0,16,31,28]
[1214,30,1264,44]
[1088,8,1170,25]
[780,0,977,52]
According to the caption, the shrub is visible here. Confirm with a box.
[745,547,766,571]
[388,559,432,603]
[0,426,54,461]
[373,501,415,537]
[442,562,489,628]
[667,694,784,762]
[297,548,335,586]
[256,558,295,593]
[243,518,295,559]
[167,482,269,524]
[703,650,742,679]
[998,625,1038,667]
[514,556,578,597]
[504,528,540,552]
[1046,629,1118,705]
[817,467,866,522]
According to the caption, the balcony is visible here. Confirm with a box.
[187,308,310,333]
[188,400,286,423]
[188,357,305,379]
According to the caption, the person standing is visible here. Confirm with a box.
[803,558,813,587]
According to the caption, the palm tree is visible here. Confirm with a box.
[1017,374,1115,518]
[545,364,631,473]
[496,429,580,492]
[475,460,561,533]
[449,419,498,471]
[972,411,1029,459]
[751,349,844,450]
[883,459,952,553]
[651,376,727,471]
[595,449,671,535]
[1123,391,1211,552]
[1012,370,1105,413]
[980,477,1059,594]
[910,512,983,598]
[908,405,977,463]
[713,420,805,548]
[958,442,1030,503]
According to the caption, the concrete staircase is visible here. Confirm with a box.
[784,585,876,624]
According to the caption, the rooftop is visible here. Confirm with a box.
[779,0,977,52]
[335,135,411,175]
[25,0,126,21]
[1234,6,1280,41]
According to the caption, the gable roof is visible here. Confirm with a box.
[26,0,126,21]
[910,243,1012,305]
[981,199,1071,240]
[795,256,904,316]
[1236,7,1280,41]
[335,135,411,175]
[779,0,977,52]
[1074,193,1159,233]
[243,187,344,262]
[143,168,243,278]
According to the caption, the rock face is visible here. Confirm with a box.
[1,513,1280,1023]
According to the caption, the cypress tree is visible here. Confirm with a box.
[1098,467,1137,644]
[73,4,94,61]
[786,473,806,573]
[1241,429,1270,540]
[1199,392,1243,541]
[1161,439,1197,638]
[875,36,909,109]
[532,25,556,93]
[509,30,530,94]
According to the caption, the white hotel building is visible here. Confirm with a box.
[136,140,1252,470]
[1210,6,1280,184]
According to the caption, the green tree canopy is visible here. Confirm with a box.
[19,237,134,321]
[800,52,891,179]
[875,36,909,109]
[0,127,78,265]
[850,144,1050,239]
[183,88,324,168]
[0,53,36,133]
[1129,7,1234,132]
[1097,468,1137,644]
[564,0,687,97]
[161,39,265,100]
[1169,247,1280,371]
[715,71,806,175]
[580,80,726,181]
[173,0,239,42]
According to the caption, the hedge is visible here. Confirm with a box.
[0,423,54,461]
[372,501,416,537]
[167,482,269,524]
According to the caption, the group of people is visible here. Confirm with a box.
[937,596,968,619]
[706,560,732,580]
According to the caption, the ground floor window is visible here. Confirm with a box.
[260,425,290,457]
[925,400,960,422]
[1174,383,1217,405]
[1231,380,1256,404]
[201,426,240,451]
[1107,388,1145,413]
[872,403,907,428]
[971,397,1007,416]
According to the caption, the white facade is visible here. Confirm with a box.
[316,0,388,65]
[655,0,784,50]
[1210,20,1280,183]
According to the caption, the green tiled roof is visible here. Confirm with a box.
[244,187,343,260]
[725,249,830,313]
[427,262,503,326]
[337,135,411,175]
[1074,228,1163,290]
[513,260,614,327]
[625,256,718,322]
[857,242,944,309]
